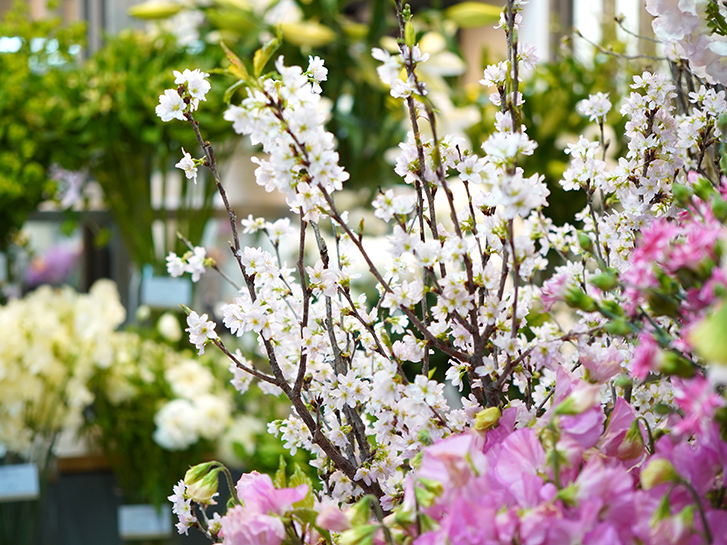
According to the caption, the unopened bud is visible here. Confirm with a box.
[578,232,594,253]
[641,458,678,490]
[658,351,695,378]
[590,271,619,292]
[672,183,693,206]
[474,406,501,431]
[616,419,645,461]
[564,285,596,312]
[404,21,416,49]
[712,197,727,222]
[184,462,222,504]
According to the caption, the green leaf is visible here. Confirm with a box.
[253,31,282,78]
[290,465,315,508]
[444,2,502,28]
[220,40,250,81]
[273,455,287,489]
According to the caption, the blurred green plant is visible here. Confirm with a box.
[0,4,85,250]
[62,31,234,271]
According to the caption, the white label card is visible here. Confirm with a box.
[118,504,172,539]
[0,464,40,502]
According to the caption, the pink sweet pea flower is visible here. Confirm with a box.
[631,332,660,380]
[235,472,308,516]
[672,376,725,437]
[219,506,286,545]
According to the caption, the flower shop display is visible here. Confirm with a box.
[0,280,125,544]
[151,0,727,543]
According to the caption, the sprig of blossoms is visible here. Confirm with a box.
[156,68,211,122]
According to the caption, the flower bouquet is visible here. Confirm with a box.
[154,0,727,542]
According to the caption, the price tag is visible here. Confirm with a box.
[140,265,192,308]
[118,504,172,539]
[0,464,40,502]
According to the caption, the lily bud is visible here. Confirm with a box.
[641,458,678,490]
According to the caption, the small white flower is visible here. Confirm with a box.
[156,89,186,122]
[175,148,198,183]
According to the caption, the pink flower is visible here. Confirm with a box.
[219,506,286,545]
[580,344,624,383]
[235,472,308,516]
[672,376,726,437]
[631,332,660,380]
[631,219,677,266]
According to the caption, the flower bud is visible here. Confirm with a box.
[641,458,678,490]
[128,0,182,19]
[184,462,222,504]
[578,232,594,253]
[689,301,727,365]
[404,21,416,49]
[564,285,596,312]
[671,183,693,206]
[444,2,502,28]
[317,504,352,533]
[604,318,633,336]
[474,406,501,431]
[589,271,619,292]
[339,524,378,545]
[712,197,727,222]
[616,419,645,461]
[658,351,695,378]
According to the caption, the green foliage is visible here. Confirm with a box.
[0,3,85,249]
[63,31,233,270]
[707,1,727,37]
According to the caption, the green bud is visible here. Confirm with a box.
[339,524,378,545]
[184,462,222,504]
[598,299,624,317]
[616,419,645,461]
[404,21,416,49]
[347,496,373,527]
[564,285,597,312]
[604,318,633,336]
[645,289,681,318]
[693,175,715,202]
[712,197,727,222]
[474,406,501,432]
[672,183,693,206]
[690,301,727,366]
[418,477,443,498]
[590,271,619,292]
[578,232,594,253]
[414,482,438,508]
[658,351,695,378]
[613,374,633,390]
[641,458,678,490]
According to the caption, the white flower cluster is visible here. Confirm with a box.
[162,0,722,508]
[153,359,231,450]
[167,246,207,282]
[156,68,211,122]
[223,56,348,222]
[0,281,125,459]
